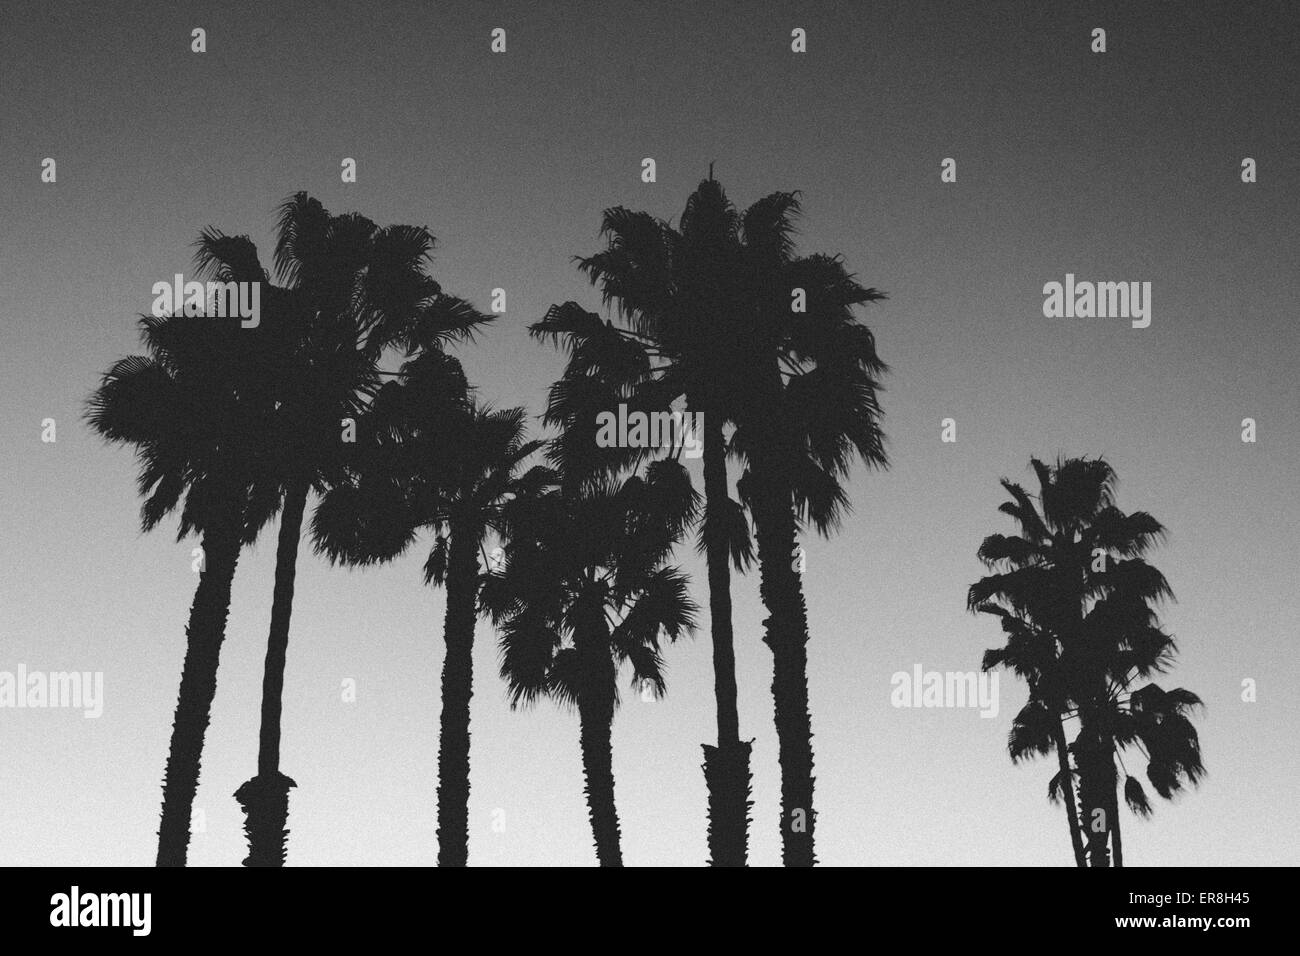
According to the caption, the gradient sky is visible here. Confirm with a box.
[2,0,1297,866]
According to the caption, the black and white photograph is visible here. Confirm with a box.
[1,0,1294,939]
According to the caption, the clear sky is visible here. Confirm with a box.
[1,0,1297,866]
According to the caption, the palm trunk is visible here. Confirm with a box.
[436,521,480,867]
[1110,784,1124,867]
[750,449,817,866]
[234,772,295,868]
[697,412,751,867]
[578,690,623,867]
[747,365,818,867]
[156,521,241,867]
[236,480,308,867]
[1076,717,1114,868]
[1051,719,1086,867]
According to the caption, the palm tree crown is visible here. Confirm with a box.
[484,464,699,865]
[971,456,1205,866]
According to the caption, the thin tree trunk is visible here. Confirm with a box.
[156,523,241,867]
[436,521,481,867]
[1110,783,1124,867]
[255,481,308,777]
[236,480,308,867]
[1051,718,1086,867]
[698,413,750,867]
[578,687,622,867]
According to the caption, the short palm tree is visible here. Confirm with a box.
[972,602,1087,866]
[86,249,288,865]
[313,350,552,866]
[531,296,756,865]
[484,465,699,866]
[971,457,1205,866]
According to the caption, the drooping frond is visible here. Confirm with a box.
[1124,776,1153,818]
[1008,699,1058,764]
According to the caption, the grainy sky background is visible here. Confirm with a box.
[1,0,1297,866]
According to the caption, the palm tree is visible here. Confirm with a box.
[313,351,552,866]
[484,465,699,866]
[86,242,288,865]
[970,457,1205,866]
[532,175,886,865]
[973,602,1087,866]
[222,194,491,866]
[531,297,756,865]
[726,192,889,867]
[531,185,754,864]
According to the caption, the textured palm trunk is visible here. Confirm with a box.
[234,772,295,867]
[697,412,751,867]
[1076,718,1115,868]
[578,688,623,867]
[237,480,308,867]
[436,522,481,867]
[749,447,817,866]
[1051,718,1086,867]
[156,521,241,867]
[747,364,818,867]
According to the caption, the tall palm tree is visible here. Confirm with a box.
[222,194,491,866]
[86,242,287,865]
[484,465,699,866]
[532,175,887,865]
[531,183,755,864]
[970,457,1205,866]
[313,351,553,866]
[727,194,889,867]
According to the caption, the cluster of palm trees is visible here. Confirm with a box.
[87,176,890,868]
[530,177,889,865]
[88,194,497,865]
[87,180,1202,868]
[970,457,1205,867]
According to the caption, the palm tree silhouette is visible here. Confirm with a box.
[485,465,699,866]
[529,294,756,865]
[224,194,490,866]
[727,191,888,867]
[86,242,288,865]
[531,174,886,865]
[971,457,1205,866]
[313,350,552,866]
[530,183,757,862]
[972,602,1087,866]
